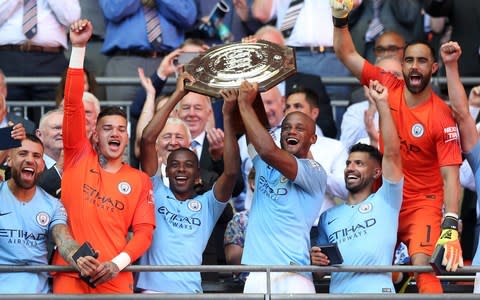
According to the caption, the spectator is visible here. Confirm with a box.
[35,109,64,198]
[340,55,403,149]
[79,0,107,100]
[349,0,424,64]
[130,38,209,120]
[129,38,209,167]
[0,69,36,134]
[373,31,406,61]
[55,68,98,106]
[0,122,26,179]
[0,69,35,179]
[313,80,403,293]
[331,1,463,293]
[441,41,477,290]
[51,19,156,294]
[136,73,239,293]
[252,0,358,100]
[237,80,326,293]
[0,134,91,293]
[99,0,197,101]
[0,0,80,124]
[424,0,480,88]
[187,0,262,45]
[57,91,101,141]
[284,87,348,241]
[248,26,336,138]
[349,31,406,104]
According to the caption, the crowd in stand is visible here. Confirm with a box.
[0,0,480,295]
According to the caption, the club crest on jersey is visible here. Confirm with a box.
[36,212,50,226]
[188,199,202,212]
[359,203,373,214]
[118,182,131,195]
[411,123,424,138]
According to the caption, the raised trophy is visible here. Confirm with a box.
[184,40,297,133]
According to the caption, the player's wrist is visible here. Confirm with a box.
[111,252,131,271]
[69,47,85,69]
[442,213,459,231]
[332,16,349,28]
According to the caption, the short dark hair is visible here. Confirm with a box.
[349,143,382,164]
[286,87,320,109]
[25,133,44,149]
[404,40,437,61]
[97,106,127,123]
[167,147,199,167]
[181,38,208,49]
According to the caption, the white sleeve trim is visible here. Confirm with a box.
[69,47,85,69]
[111,252,131,271]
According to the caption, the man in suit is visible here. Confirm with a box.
[0,69,35,134]
[0,69,35,180]
[36,109,64,198]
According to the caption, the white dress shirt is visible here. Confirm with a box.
[269,0,334,46]
[0,0,80,48]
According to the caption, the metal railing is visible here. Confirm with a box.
[5,76,480,87]
[0,264,478,298]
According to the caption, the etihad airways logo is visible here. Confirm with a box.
[83,184,125,212]
[328,218,376,244]
[158,206,201,230]
[0,228,47,247]
[257,176,288,201]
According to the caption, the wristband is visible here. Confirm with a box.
[111,252,131,271]
[332,16,349,28]
[441,214,459,231]
[69,47,85,69]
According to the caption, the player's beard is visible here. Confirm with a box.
[11,167,39,190]
[404,70,431,94]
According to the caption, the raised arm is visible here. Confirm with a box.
[441,41,478,152]
[252,0,274,23]
[237,81,298,180]
[331,0,365,79]
[134,68,157,159]
[140,71,195,176]
[213,89,241,202]
[367,80,402,182]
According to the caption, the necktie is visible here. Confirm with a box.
[279,0,304,38]
[143,5,162,48]
[23,0,38,39]
[191,140,201,160]
[365,0,384,43]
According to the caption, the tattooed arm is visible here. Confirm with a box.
[51,224,100,276]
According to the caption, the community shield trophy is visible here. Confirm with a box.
[184,40,297,133]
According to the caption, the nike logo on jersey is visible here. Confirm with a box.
[89,168,99,174]
[0,212,12,216]
[327,218,338,225]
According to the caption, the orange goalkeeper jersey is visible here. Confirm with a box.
[53,68,155,271]
[361,61,462,209]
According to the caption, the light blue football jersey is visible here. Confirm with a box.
[241,154,327,279]
[317,176,403,293]
[0,182,67,293]
[466,141,480,267]
[136,176,226,293]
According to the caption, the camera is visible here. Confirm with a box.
[197,0,234,43]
